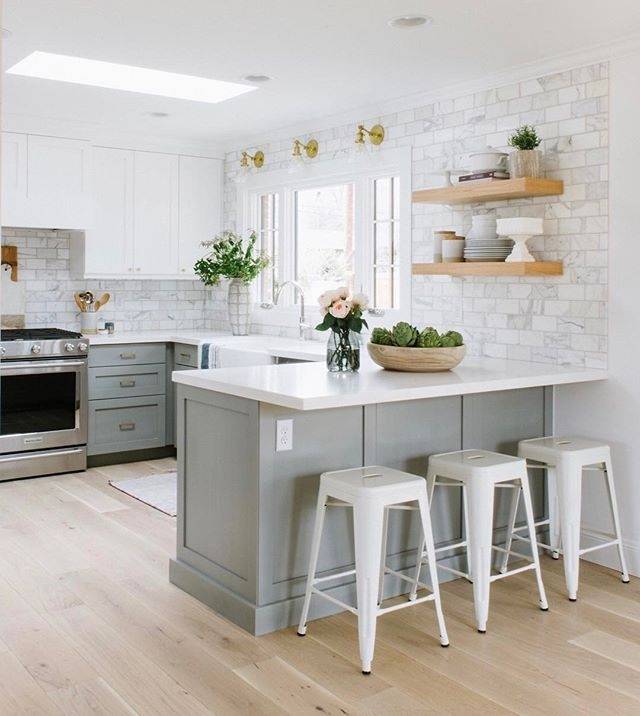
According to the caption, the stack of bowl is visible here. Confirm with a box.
[464,214,512,262]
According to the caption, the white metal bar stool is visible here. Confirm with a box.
[501,437,629,601]
[411,449,548,633]
[297,466,449,675]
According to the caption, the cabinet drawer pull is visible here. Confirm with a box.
[119,379,136,388]
[119,421,136,431]
[179,353,191,359]
[120,352,136,360]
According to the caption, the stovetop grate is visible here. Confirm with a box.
[0,328,83,342]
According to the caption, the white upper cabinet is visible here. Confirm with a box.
[133,151,179,276]
[178,155,222,276]
[1,132,28,226]
[26,135,91,228]
[2,132,90,229]
[85,147,135,276]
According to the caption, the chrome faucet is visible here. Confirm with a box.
[273,280,311,340]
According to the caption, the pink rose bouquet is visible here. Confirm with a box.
[315,287,369,372]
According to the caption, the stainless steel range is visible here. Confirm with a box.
[0,328,88,480]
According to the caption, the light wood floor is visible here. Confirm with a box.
[0,459,639,714]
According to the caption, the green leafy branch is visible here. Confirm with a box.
[194,231,269,286]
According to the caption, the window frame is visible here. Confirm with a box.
[240,146,411,328]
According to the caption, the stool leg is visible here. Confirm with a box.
[467,480,495,633]
[297,487,328,636]
[500,483,520,574]
[377,507,389,605]
[462,484,472,582]
[417,492,449,647]
[603,455,630,583]
[556,462,582,601]
[547,466,561,559]
[409,467,438,601]
[353,498,385,674]
[519,472,549,611]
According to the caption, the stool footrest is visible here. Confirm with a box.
[512,518,550,532]
[378,594,435,615]
[310,587,358,616]
[512,533,558,552]
[437,563,470,580]
[313,569,356,584]
[579,539,619,555]
[383,566,428,588]
[490,563,536,582]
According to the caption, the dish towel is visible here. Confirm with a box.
[200,343,220,369]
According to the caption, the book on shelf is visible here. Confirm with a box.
[458,171,510,183]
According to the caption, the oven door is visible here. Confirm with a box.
[0,359,87,454]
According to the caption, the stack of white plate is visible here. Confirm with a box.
[464,238,513,262]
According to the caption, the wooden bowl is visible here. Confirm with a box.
[367,343,466,372]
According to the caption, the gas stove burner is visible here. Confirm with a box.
[0,328,82,342]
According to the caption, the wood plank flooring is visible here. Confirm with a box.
[0,458,638,714]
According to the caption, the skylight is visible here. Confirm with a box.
[6,51,256,104]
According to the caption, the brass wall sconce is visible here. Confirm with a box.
[355,124,385,147]
[240,150,265,169]
[292,138,319,159]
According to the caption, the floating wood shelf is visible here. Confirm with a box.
[1,245,18,281]
[412,261,563,277]
[412,177,564,205]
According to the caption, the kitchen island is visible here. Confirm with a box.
[170,358,606,635]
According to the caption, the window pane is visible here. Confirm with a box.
[375,177,392,221]
[258,193,279,303]
[374,266,392,309]
[392,176,400,219]
[374,222,392,265]
[295,184,355,299]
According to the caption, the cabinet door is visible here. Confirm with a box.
[133,151,179,276]
[27,135,91,228]
[178,155,222,276]
[85,147,134,275]
[1,132,28,226]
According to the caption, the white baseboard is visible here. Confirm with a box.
[579,528,640,577]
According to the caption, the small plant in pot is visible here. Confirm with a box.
[508,124,542,178]
[194,231,269,336]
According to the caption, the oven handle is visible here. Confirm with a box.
[1,447,86,463]
[0,360,87,373]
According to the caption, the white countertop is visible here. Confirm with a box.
[172,357,607,411]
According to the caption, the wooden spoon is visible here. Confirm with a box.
[94,292,110,311]
[74,292,86,312]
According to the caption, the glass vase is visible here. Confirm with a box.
[508,149,541,178]
[326,329,361,373]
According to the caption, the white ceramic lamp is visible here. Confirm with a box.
[496,217,544,263]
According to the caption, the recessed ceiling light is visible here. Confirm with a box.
[388,15,433,28]
[242,74,272,83]
[6,51,257,104]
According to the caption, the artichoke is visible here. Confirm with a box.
[371,327,394,345]
[417,328,441,348]
[441,330,464,347]
[392,322,419,347]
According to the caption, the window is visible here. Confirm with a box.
[294,183,355,299]
[372,177,400,309]
[243,148,410,323]
[256,192,279,304]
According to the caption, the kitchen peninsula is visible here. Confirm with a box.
[170,358,606,635]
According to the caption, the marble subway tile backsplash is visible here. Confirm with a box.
[224,62,609,368]
[1,229,228,332]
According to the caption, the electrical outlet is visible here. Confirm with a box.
[276,419,293,451]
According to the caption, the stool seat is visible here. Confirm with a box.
[322,465,425,499]
[298,465,449,674]
[519,436,608,467]
[428,449,526,481]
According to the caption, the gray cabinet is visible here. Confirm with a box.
[88,396,166,455]
[88,343,169,456]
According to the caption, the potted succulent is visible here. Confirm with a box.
[507,125,542,178]
[194,231,269,335]
[368,323,465,372]
[315,288,369,372]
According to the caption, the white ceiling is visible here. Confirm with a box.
[3,0,640,147]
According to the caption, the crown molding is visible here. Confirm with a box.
[222,31,640,154]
